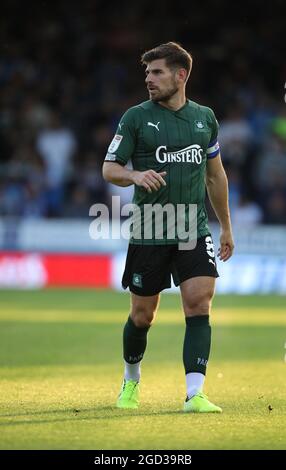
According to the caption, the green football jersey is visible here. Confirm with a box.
[105,99,220,245]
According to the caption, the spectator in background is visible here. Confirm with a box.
[272,111,286,141]
[20,94,51,132]
[263,190,286,225]
[225,165,243,214]
[232,193,263,226]
[219,104,254,167]
[255,132,286,192]
[63,185,91,219]
[0,178,25,217]
[23,182,47,218]
[90,121,113,158]
[36,111,77,216]
[248,90,277,145]
[79,152,107,204]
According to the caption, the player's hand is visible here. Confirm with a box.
[218,229,234,261]
[131,170,167,193]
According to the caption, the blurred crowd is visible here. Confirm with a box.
[0,0,285,225]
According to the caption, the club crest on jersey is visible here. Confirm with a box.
[195,120,204,129]
[155,144,203,164]
[108,134,123,153]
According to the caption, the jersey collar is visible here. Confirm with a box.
[153,98,189,114]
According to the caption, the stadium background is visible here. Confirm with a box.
[0,0,286,291]
[0,0,285,450]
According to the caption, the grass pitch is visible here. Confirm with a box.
[0,289,285,449]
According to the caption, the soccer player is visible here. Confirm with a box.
[102,42,234,413]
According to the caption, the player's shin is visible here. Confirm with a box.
[123,315,150,382]
[183,315,211,398]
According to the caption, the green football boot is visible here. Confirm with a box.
[116,379,140,409]
[183,392,222,413]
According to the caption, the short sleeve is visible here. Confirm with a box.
[105,107,137,166]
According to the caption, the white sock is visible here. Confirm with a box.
[186,372,205,399]
[124,361,141,382]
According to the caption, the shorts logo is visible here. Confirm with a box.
[108,134,123,153]
[205,236,215,258]
[132,273,142,288]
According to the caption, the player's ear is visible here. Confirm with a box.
[177,68,187,83]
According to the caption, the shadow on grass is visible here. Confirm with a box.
[0,406,183,426]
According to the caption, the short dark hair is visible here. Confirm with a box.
[141,42,192,80]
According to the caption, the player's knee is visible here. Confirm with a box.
[130,307,156,328]
[131,314,154,328]
[184,291,213,316]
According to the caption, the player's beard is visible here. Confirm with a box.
[150,79,179,103]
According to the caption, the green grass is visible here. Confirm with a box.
[0,289,285,449]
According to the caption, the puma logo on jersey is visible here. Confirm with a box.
[147,121,160,131]
[118,122,124,130]
[209,259,216,266]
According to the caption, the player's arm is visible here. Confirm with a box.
[102,107,166,193]
[206,153,234,261]
[102,162,166,193]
